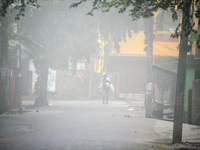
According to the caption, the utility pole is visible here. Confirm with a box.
[172,0,191,143]
[145,17,154,118]
[103,36,113,73]
[88,54,94,100]
[17,20,22,114]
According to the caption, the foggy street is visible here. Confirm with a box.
[1,1,200,150]
[0,99,171,150]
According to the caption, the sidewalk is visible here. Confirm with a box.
[154,119,200,149]
[126,98,200,150]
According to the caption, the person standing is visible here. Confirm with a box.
[99,72,111,104]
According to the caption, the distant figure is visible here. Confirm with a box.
[99,72,112,104]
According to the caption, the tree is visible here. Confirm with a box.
[18,1,100,106]
[0,0,39,20]
[94,8,138,70]
[0,3,28,113]
[0,0,41,113]
[70,0,199,143]
[172,0,191,144]
[144,17,154,118]
[0,15,9,113]
[78,5,139,99]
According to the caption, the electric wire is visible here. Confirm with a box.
[154,42,179,52]
[153,47,173,56]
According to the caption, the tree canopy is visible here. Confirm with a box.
[71,0,200,37]
[19,1,100,69]
[93,7,141,52]
[71,0,186,20]
[0,0,39,20]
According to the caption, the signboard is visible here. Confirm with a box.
[77,63,85,70]
[47,68,56,92]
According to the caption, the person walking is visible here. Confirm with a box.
[99,72,112,104]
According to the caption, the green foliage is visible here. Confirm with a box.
[0,0,40,20]
[19,36,46,59]
[94,8,137,53]
[189,29,200,43]
[189,29,200,52]
[71,0,200,45]
[70,0,186,21]
[0,8,23,68]
[20,1,99,69]
[171,24,181,38]
[16,1,101,104]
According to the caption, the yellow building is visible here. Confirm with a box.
[93,9,199,101]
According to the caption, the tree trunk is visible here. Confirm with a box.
[0,16,9,114]
[195,2,200,59]
[72,58,77,76]
[145,17,154,118]
[34,59,49,107]
[172,0,191,144]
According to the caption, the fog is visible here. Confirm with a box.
[17,1,148,100]
[1,1,200,149]
[0,0,182,111]
[14,0,182,104]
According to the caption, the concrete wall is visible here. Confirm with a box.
[108,56,147,94]
[191,79,200,125]
[184,68,195,122]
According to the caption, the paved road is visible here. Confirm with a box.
[0,99,167,150]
